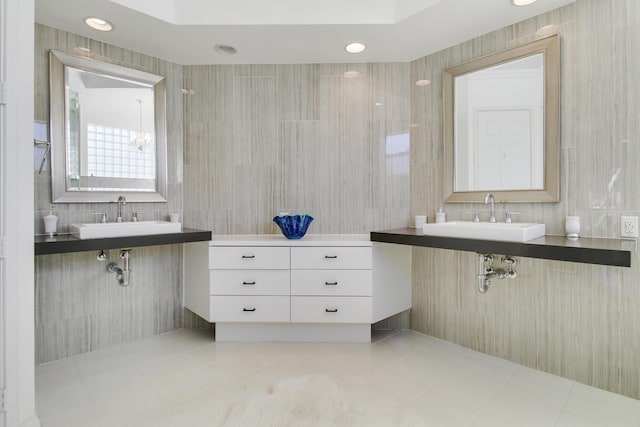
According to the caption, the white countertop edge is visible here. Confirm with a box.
[208,234,372,247]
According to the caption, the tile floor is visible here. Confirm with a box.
[35,329,640,427]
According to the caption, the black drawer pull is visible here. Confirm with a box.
[242,255,255,259]
[325,308,338,313]
[242,281,256,285]
[243,307,256,312]
[324,255,338,259]
[324,281,338,286]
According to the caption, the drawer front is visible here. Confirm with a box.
[290,270,371,296]
[209,247,290,270]
[211,270,290,296]
[290,296,371,323]
[210,296,290,322]
[290,247,371,270]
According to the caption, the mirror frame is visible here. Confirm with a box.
[49,50,168,203]
[443,34,560,203]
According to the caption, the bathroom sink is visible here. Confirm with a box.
[422,221,545,243]
[69,221,182,240]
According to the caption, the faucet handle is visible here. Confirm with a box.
[466,211,480,222]
[132,212,142,222]
[505,211,520,223]
[91,212,107,223]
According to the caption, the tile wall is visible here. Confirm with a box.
[182,62,411,235]
[36,0,640,400]
[34,24,185,363]
[410,0,640,399]
[34,25,412,361]
[181,62,412,329]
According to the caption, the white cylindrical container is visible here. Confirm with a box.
[565,216,580,239]
[169,213,180,223]
[414,215,427,228]
[43,207,58,237]
[435,205,446,224]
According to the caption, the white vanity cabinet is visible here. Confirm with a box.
[208,246,290,322]
[209,246,289,270]
[184,235,411,342]
[290,247,372,324]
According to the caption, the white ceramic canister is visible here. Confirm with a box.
[565,216,580,239]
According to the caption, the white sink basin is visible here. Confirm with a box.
[69,221,181,240]
[422,221,545,243]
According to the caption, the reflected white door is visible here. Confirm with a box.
[475,108,533,191]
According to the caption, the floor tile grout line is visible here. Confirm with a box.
[552,379,578,426]
[405,347,475,406]
[468,361,522,424]
[127,337,222,396]
[365,344,428,382]
[120,334,214,368]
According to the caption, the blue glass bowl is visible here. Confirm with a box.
[273,214,314,239]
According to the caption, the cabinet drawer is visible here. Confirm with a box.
[209,247,290,269]
[290,296,371,323]
[210,296,290,322]
[290,247,371,270]
[291,270,371,296]
[211,270,290,296]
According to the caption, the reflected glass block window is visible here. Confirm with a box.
[86,123,155,179]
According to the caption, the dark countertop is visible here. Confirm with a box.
[35,228,212,255]
[370,228,633,267]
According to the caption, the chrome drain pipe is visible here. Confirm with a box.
[477,253,517,293]
[106,249,132,287]
[477,254,490,293]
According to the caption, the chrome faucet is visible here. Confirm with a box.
[116,195,127,223]
[484,193,496,223]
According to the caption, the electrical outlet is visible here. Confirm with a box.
[620,216,638,238]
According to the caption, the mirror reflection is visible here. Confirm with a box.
[50,50,168,203]
[65,66,155,191]
[454,53,544,192]
[443,34,560,203]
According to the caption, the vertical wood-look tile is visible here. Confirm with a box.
[233,64,277,77]
[233,76,278,166]
[277,64,318,121]
[409,0,640,399]
[279,120,322,213]
[35,25,185,363]
[183,59,410,236]
[35,245,183,364]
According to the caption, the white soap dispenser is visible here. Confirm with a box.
[43,205,58,237]
[435,205,446,223]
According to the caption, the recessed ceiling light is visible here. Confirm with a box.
[512,0,537,6]
[214,44,237,55]
[84,17,114,32]
[345,42,366,54]
[415,79,431,86]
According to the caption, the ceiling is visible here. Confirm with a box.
[35,0,574,65]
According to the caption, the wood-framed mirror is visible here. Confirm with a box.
[443,34,560,203]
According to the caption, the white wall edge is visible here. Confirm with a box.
[2,0,38,426]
